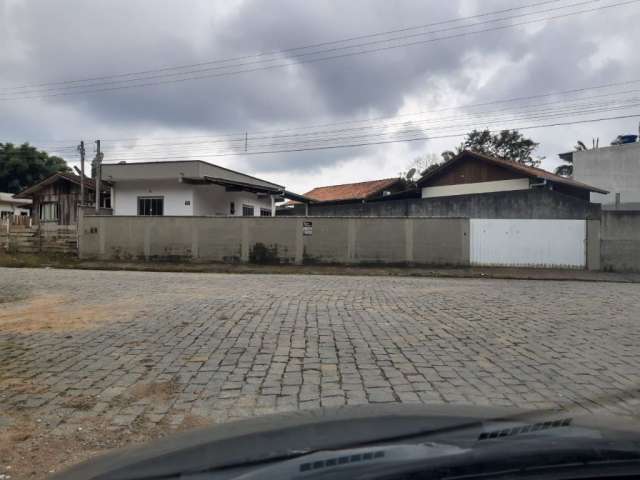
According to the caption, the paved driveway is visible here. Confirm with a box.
[1,267,640,477]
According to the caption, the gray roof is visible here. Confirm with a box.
[101,160,283,191]
[0,192,32,205]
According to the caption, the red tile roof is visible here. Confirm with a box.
[301,178,402,203]
[418,150,608,194]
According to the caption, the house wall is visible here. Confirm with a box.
[427,156,523,185]
[192,184,273,216]
[112,180,274,216]
[0,201,29,216]
[422,178,530,198]
[289,189,601,220]
[113,180,195,215]
[31,181,83,225]
[573,142,640,208]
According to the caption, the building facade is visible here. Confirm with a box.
[570,141,640,209]
[101,160,285,217]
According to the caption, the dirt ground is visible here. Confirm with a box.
[0,410,209,479]
[0,294,128,333]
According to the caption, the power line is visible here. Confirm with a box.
[2,0,637,101]
[98,90,640,151]
[0,0,571,92]
[28,77,640,149]
[1,0,598,96]
[97,113,640,160]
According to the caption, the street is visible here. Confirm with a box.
[1,267,640,477]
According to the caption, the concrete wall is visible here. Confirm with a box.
[292,189,601,220]
[573,142,640,208]
[600,210,640,272]
[79,215,470,266]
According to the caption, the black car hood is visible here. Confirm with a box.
[52,404,640,480]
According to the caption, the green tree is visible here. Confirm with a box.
[0,142,70,194]
[441,129,541,167]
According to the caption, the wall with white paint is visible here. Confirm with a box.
[422,178,530,198]
[112,180,194,216]
[572,142,640,208]
[470,219,586,268]
[192,184,273,216]
[112,180,274,217]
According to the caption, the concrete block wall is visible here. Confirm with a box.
[79,216,470,266]
[296,189,601,220]
[600,210,640,272]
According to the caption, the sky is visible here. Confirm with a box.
[1,0,639,194]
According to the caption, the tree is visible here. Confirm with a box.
[441,129,541,167]
[399,153,443,185]
[0,142,70,194]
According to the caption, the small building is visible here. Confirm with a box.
[278,177,405,215]
[0,192,32,218]
[101,160,291,217]
[417,150,607,201]
[562,140,640,209]
[14,172,110,225]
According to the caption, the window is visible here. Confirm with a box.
[242,204,254,216]
[260,208,272,217]
[229,202,235,215]
[40,202,59,222]
[138,197,164,216]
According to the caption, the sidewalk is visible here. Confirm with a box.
[1,252,639,283]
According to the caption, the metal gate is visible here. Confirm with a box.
[470,219,586,268]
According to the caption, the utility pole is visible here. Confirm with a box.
[244,132,248,152]
[94,140,103,213]
[78,141,85,205]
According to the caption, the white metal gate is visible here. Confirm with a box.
[470,219,586,268]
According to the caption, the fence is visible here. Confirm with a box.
[79,216,470,266]
[1,223,77,255]
[78,215,602,270]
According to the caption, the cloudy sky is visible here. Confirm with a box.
[1,0,639,193]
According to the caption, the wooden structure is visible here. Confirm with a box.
[418,150,608,201]
[14,172,111,226]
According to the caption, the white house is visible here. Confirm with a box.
[101,160,290,217]
[0,192,32,218]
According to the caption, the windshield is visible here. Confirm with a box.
[1,1,640,479]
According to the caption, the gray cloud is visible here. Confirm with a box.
[1,0,639,190]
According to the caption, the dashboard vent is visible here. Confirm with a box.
[299,450,385,472]
[478,418,572,441]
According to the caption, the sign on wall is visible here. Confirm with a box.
[303,221,313,236]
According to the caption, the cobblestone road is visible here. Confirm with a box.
[1,267,640,475]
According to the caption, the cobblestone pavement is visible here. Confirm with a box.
[1,267,640,475]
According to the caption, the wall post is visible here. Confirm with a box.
[586,219,601,271]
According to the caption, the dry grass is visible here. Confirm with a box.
[0,294,141,333]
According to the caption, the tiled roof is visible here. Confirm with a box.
[301,178,402,203]
[418,150,609,194]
